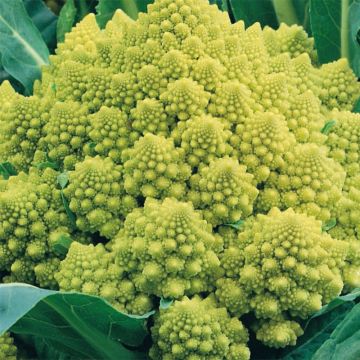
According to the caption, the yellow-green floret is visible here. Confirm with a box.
[123,134,191,199]
[0,168,71,283]
[0,0,359,355]
[63,156,137,238]
[0,332,17,360]
[89,106,139,163]
[257,143,345,221]
[216,208,350,348]
[150,295,250,360]
[230,111,295,183]
[114,198,222,299]
[188,157,258,226]
[55,241,153,315]
[326,110,360,191]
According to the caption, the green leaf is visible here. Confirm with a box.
[57,0,98,42]
[51,234,73,256]
[23,0,58,53]
[96,0,153,28]
[280,288,360,359]
[57,0,77,43]
[224,219,245,230]
[35,161,60,171]
[160,298,173,310]
[312,302,360,359]
[348,1,360,76]
[57,172,69,189]
[310,0,360,76]
[292,0,311,34]
[57,172,77,228]
[0,283,153,360]
[227,0,278,28]
[354,97,360,112]
[322,218,337,231]
[0,0,50,94]
[321,120,337,134]
[0,162,17,180]
[281,302,355,360]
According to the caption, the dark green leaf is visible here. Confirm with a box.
[35,161,60,171]
[32,337,76,360]
[309,288,360,319]
[23,0,58,53]
[224,219,245,230]
[57,0,98,42]
[57,0,77,43]
[0,284,152,360]
[321,120,337,134]
[57,172,77,228]
[75,0,98,20]
[0,0,50,94]
[312,302,360,359]
[0,162,17,180]
[322,218,337,231]
[96,0,153,28]
[272,0,300,26]
[292,0,311,34]
[280,288,360,359]
[348,0,360,76]
[310,0,360,76]
[51,234,73,256]
[160,298,173,310]
[60,191,77,229]
[227,0,278,28]
[0,65,24,93]
[354,97,360,112]
[281,302,354,360]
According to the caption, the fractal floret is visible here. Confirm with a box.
[63,156,137,238]
[0,168,72,284]
[150,296,250,360]
[114,197,222,298]
[0,0,360,355]
[0,333,17,360]
[55,241,153,315]
[188,157,258,226]
[216,208,349,348]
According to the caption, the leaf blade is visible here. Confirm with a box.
[0,0,50,93]
[0,284,151,360]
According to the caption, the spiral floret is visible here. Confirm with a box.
[231,111,296,183]
[258,143,346,220]
[0,95,49,171]
[0,168,70,283]
[160,78,210,121]
[179,114,232,168]
[114,198,222,299]
[0,333,17,360]
[326,110,360,190]
[318,58,360,111]
[189,157,258,226]
[64,156,136,238]
[89,106,139,163]
[264,24,316,61]
[123,134,191,199]
[216,208,349,347]
[208,80,256,128]
[150,296,250,360]
[256,320,304,349]
[39,101,89,170]
[130,98,173,136]
[55,241,153,315]
[285,90,326,143]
